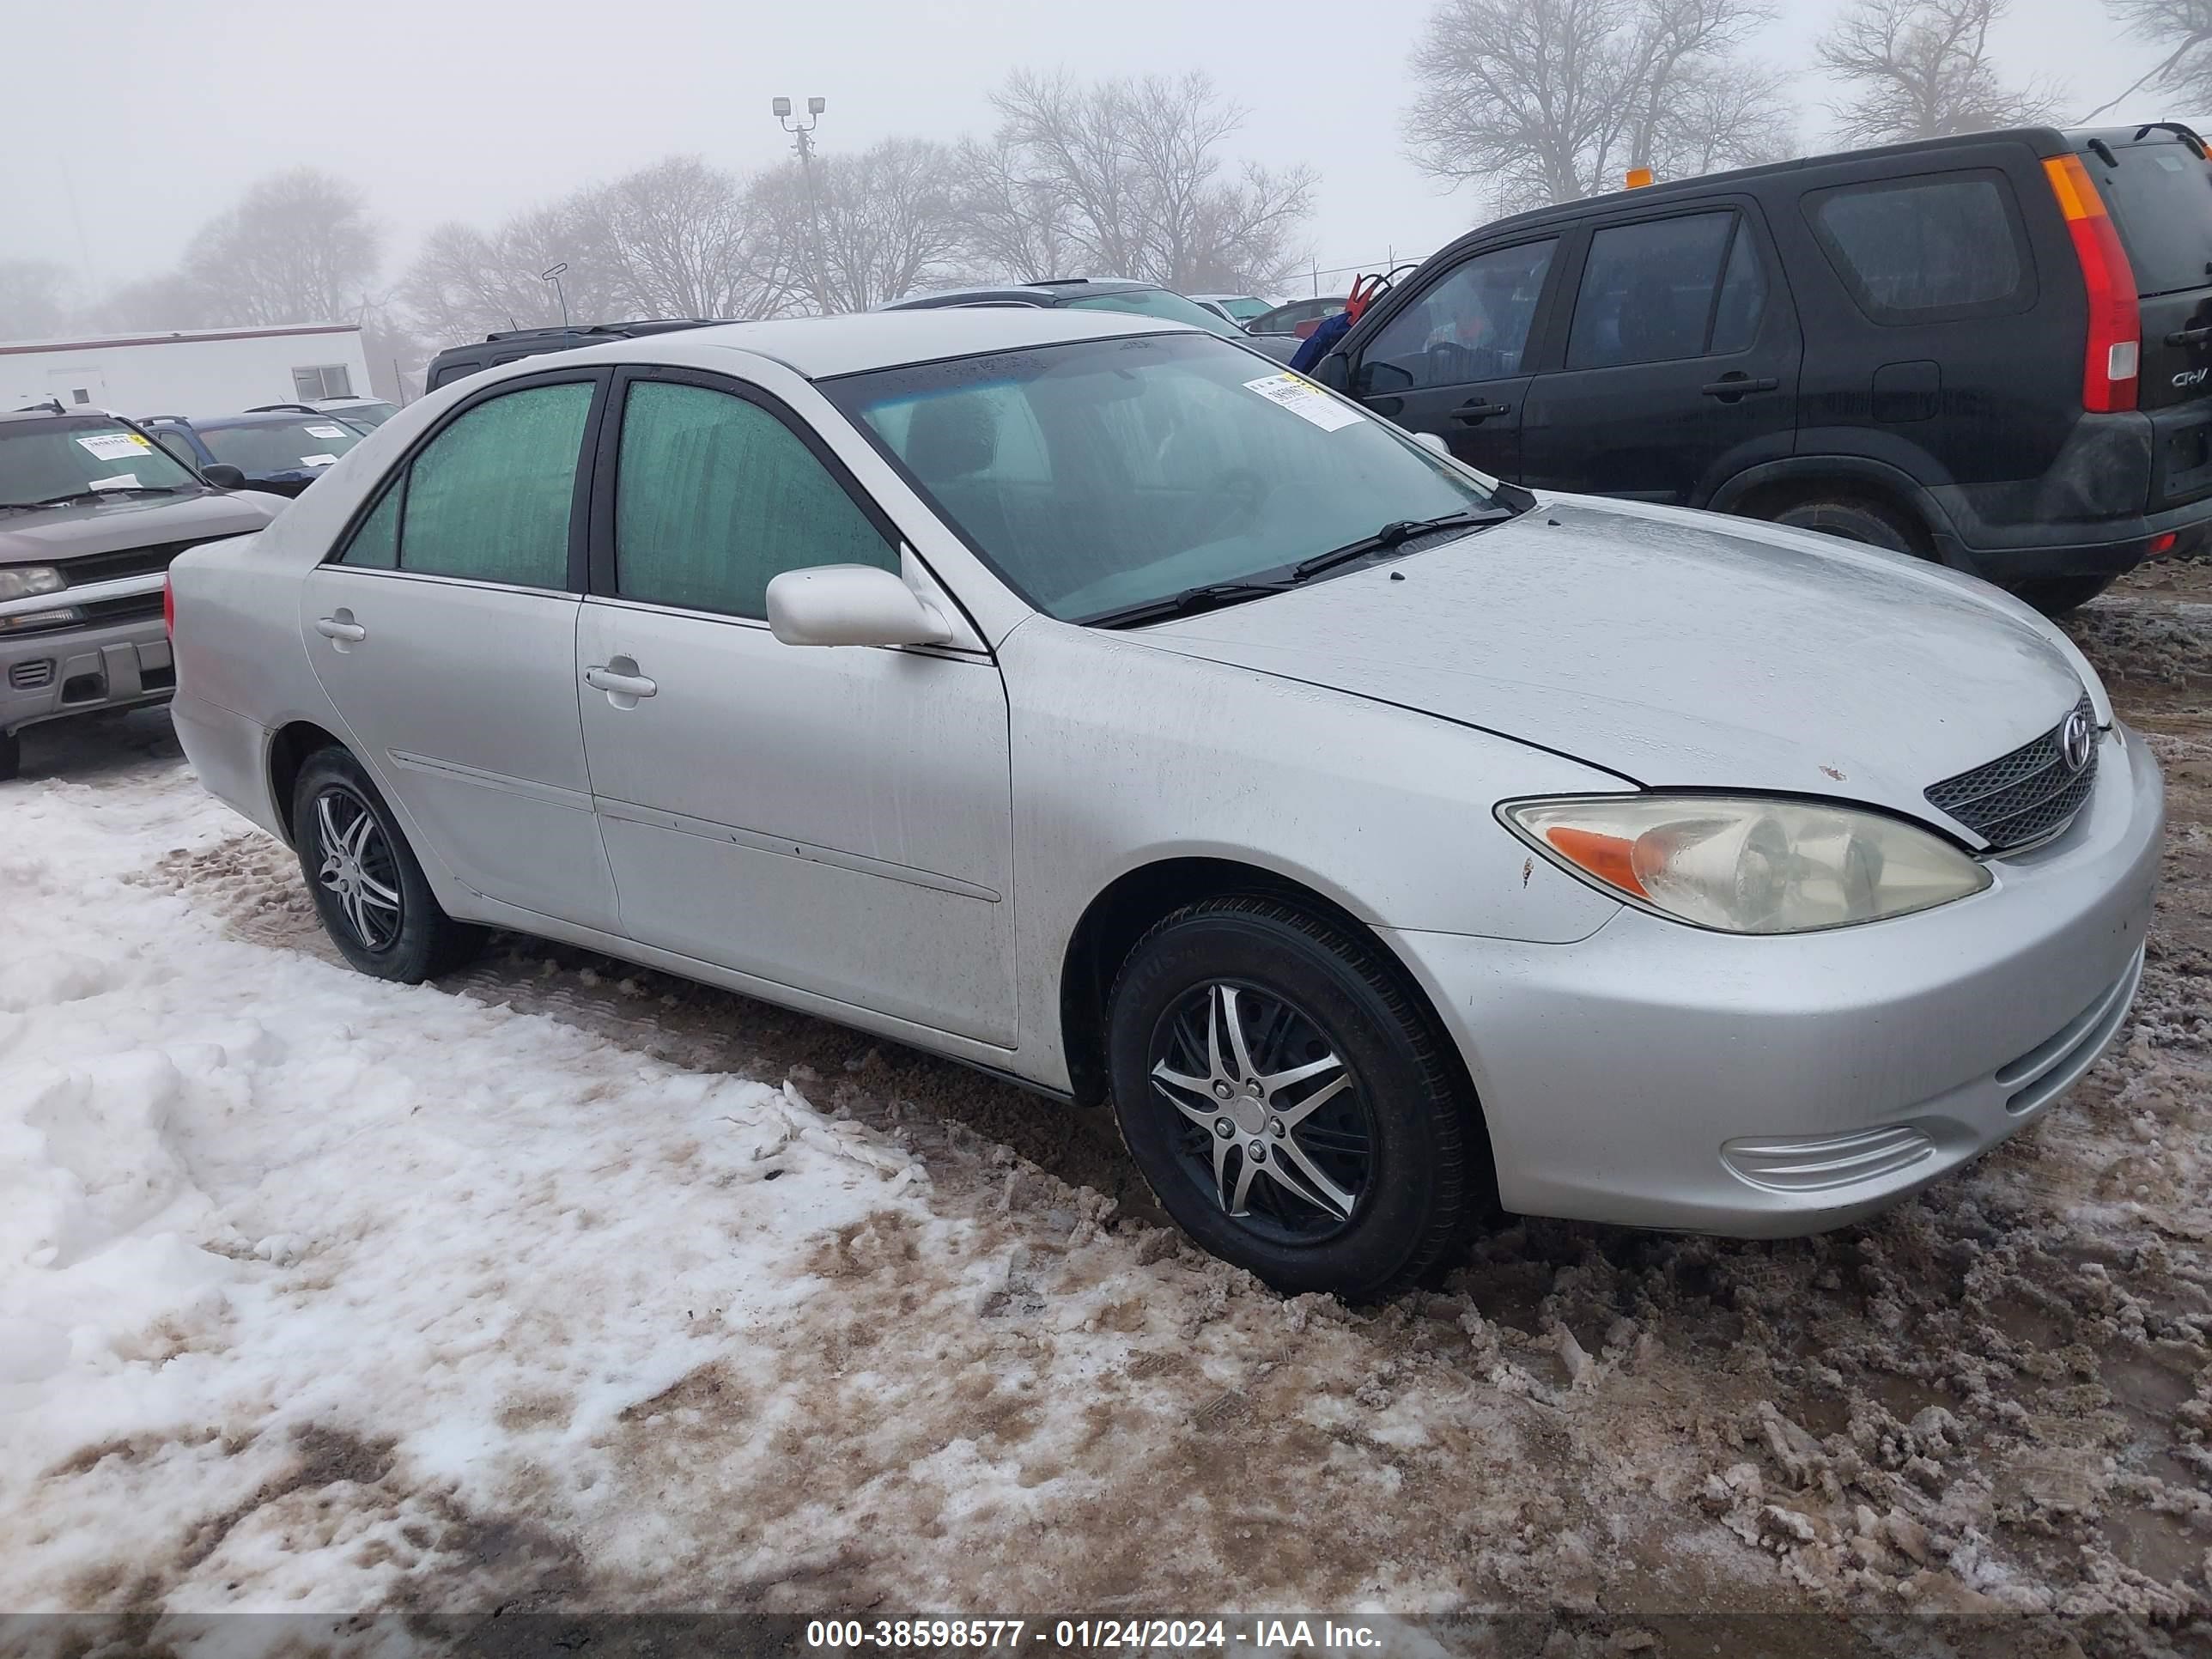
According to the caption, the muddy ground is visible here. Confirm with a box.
[12,561,2212,1653]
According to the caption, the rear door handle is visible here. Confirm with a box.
[1450,400,1512,424]
[2167,325,2212,347]
[585,664,657,699]
[313,616,367,643]
[1701,374,1779,399]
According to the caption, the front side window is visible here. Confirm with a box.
[294,365,355,399]
[371,381,593,586]
[1358,240,1557,392]
[0,417,200,507]
[825,331,1503,623]
[612,380,896,618]
[1567,212,1741,369]
[1808,172,2031,320]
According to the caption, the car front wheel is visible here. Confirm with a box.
[1105,894,1485,1298]
[291,747,483,981]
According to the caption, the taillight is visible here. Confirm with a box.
[2045,154,2141,413]
[163,574,174,639]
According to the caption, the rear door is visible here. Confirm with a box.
[1517,203,1799,503]
[2078,131,2212,510]
[1340,238,1563,478]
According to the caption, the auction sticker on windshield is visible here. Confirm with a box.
[304,423,349,440]
[301,453,339,466]
[76,433,152,461]
[1243,372,1364,432]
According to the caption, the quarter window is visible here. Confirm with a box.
[339,483,401,569]
[612,380,896,619]
[1358,240,1557,393]
[1567,212,1745,369]
[1808,172,2031,320]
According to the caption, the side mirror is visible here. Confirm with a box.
[201,463,248,489]
[766,563,954,648]
[1411,431,1451,459]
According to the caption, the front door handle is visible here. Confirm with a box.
[585,663,658,700]
[314,614,367,643]
[1701,374,1779,400]
[1450,400,1512,424]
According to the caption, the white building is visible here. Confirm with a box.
[0,323,375,419]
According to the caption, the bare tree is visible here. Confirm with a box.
[0,260,72,340]
[181,169,380,325]
[398,202,625,346]
[1404,0,1796,212]
[2087,0,2212,121]
[750,138,964,313]
[584,156,788,319]
[949,136,1081,283]
[1819,0,2063,146]
[975,70,1316,291]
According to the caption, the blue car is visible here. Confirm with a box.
[142,406,368,498]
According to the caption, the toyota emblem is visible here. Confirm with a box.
[2061,709,2094,773]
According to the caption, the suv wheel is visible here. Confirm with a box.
[291,747,483,981]
[1770,496,1929,558]
[1105,894,1484,1299]
[2010,574,2117,617]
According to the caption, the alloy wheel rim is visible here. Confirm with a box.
[1148,980,1375,1244]
[314,786,404,953]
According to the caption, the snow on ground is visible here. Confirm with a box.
[3,568,2212,1644]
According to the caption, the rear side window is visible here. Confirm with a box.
[334,381,592,586]
[2092,142,2212,296]
[1358,239,1557,392]
[1807,172,2032,321]
[1566,211,1748,368]
[611,380,896,618]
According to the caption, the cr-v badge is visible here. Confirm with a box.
[2175,368,2209,387]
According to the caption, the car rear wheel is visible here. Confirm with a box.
[291,747,483,982]
[1769,496,1929,557]
[1105,894,1484,1299]
[2009,573,2117,617]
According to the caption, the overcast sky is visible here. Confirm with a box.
[0,0,2174,307]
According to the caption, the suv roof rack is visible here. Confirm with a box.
[246,403,323,415]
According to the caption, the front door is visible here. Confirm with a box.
[574,369,1018,1046]
[1345,238,1561,478]
[1518,206,1800,502]
[299,373,619,933]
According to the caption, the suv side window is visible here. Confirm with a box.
[1358,240,1557,393]
[1806,171,2032,321]
[333,381,591,584]
[612,380,896,618]
[151,430,201,470]
[1566,211,1746,369]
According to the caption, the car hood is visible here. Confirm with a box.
[0,489,287,563]
[1136,495,2090,838]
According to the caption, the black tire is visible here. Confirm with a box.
[1104,894,1486,1299]
[0,728,18,783]
[1769,496,1929,558]
[2010,573,2117,617]
[291,746,483,982]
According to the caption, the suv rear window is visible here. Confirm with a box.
[2090,141,2212,297]
[1807,172,2032,321]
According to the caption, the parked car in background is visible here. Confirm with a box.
[424,320,728,392]
[1192,294,1277,325]
[1249,296,1347,339]
[312,397,399,428]
[1308,124,2212,616]
[0,405,283,780]
[167,309,2157,1297]
[143,409,368,498]
[881,279,1303,362]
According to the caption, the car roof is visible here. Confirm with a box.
[535,306,1196,382]
[888,278,1157,308]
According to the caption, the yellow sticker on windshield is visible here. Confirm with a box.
[1243,373,1364,432]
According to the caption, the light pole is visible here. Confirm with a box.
[541,262,570,347]
[773,95,830,313]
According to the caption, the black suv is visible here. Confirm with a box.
[1307,124,2212,613]
[423,319,726,392]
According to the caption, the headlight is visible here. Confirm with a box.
[0,566,64,601]
[1501,794,1991,934]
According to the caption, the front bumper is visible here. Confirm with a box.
[0,611,173,735]
[1385,723,2163,1236]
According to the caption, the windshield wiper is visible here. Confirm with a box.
[1,485,187,511]
[1291,508,1511,581]
[1083,579,1297,630]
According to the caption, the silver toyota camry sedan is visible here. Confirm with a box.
[167,310,2162,1298]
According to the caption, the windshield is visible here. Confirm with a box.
[823,332,1502,623]
[199,416,364,475]
[325,401,397,428]
[0,416,199,506]
[1212,296,1272,323]
[1063,287,1246,340]
[2090,139,2212,297]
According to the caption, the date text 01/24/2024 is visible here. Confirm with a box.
[805,1620,1388,1650]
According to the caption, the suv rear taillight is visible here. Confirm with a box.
[163,574,174,640]
[2045,154,2142,413]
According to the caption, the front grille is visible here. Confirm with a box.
[8,659,53,690]
[1924,695,2099,850]
[57,539,204,588]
